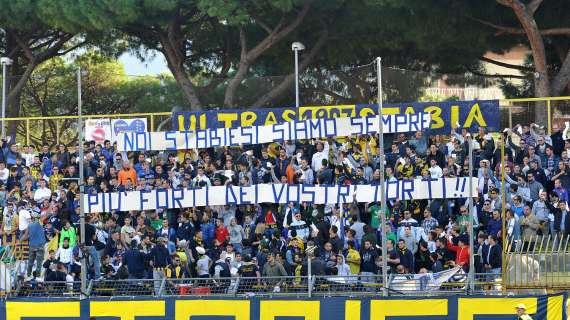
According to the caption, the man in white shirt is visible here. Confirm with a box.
[21,145,36,167]
[311,140,329,172]
[288,209,309,241]
[33,179,52,203]
[191,167,211,187]
[18,206,32,233]
[428,159,443,178]
[0,163,9,184]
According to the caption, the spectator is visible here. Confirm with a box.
[118,161,137,186]
[24,212,46,279]
[360,240,378,282]
[345,240,361,276]
[396,239,414,273]
[262,252,288,279]
[56,237,73,269]
[484,235,502,279]
[123,239,146,279]
[446,234,470,270]
[165,254,190,279]
[58,221,77,249]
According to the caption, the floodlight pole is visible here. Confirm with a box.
[77,67,87,297]
[377,57,388,296]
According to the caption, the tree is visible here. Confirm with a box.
[18,52,185,145]
[39,0,336,110]
[447,0,570,123]
[475,0,570,98]
[0,0,84,136]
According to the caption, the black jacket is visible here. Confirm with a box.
[553,207,570,234]
[483,244,502,269]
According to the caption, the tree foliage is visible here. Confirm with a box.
[18,52,184,146]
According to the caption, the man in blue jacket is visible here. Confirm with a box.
[124,239,146,279]
[25,211,46,280]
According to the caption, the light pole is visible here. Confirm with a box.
[467,133,475,293]
[291,42,305,108]
[77,67,87,297]
[1,57,13,140]
[377,57,388,296]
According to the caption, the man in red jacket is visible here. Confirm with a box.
[446,234,470,270]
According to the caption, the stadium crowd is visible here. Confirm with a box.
[0,121,569,292]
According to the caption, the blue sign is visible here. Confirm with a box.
[172,100,500,134]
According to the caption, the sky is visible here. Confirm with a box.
[119,50,169,76]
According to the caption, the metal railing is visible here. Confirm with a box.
[13,281,83,298]
[505,234,570,291]
[6,273,502,298]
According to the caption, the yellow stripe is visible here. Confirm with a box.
[370,299,448,320]
[546,294,564,320]
[6,301,80,320]
[345,300,361,320]
[91,301,165,320]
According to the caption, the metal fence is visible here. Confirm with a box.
[5,273,503,299]
[504,234,570,291]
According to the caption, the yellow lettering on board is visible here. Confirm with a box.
[175,300,249,320]
[381,107,400,115]
[282,109,296,122]
[404,107,416,114]
[358,107,376,117]
[199,114,207,129]
[463,103,487,128]
[6,301,80,320]
[264,112,278,126]
[457,297,537,320]
[241,111,257,127]
[424,106,444,129]
[260,300,320,320]
[177,115,187,131]
[370,299,448,320]
[336,105,357,118]
[345,300,361,320]
[218,113,238,128]
[451,105,459,129]
[180,114,205,131]
[298,106,314,120]
[90,301,165,320]
[547,294,565,320]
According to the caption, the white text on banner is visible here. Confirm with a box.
[84,177,476,213]
[117,113,431,152]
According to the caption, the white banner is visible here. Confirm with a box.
[116,113,431,152]
[84,177,476,213]
[85,118,112,144]
[111,118,148,143]
[390,267,462,292]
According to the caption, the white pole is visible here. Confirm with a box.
[77,68,87,296]
[467,134,475,292]
[1,61,7,140]
[294,48,300,108]
[377,57,388,296]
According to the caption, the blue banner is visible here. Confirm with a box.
[173,100,500,134]
[0,293,565,320]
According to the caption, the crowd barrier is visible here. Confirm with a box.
[0,293,566,320]
[8,274,501,299]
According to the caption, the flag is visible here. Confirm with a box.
[390,267,462,292]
